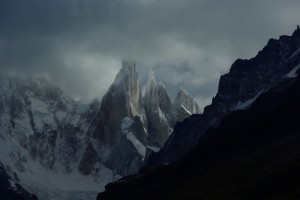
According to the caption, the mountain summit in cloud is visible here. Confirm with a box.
[98,26,300,200]
[1,0,300,108]
[0,60,200,200]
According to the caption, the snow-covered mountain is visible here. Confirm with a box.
[0,75,117,200]
[88,60,149,176]
[88,60,200,175]
[0,60,200,199]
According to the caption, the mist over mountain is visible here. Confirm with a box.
[1,0,300,110]
[146,26,300,168]
[1,26,300,200]
[1,1,300,200]
[0,60,200,200]
[98,27,300,200]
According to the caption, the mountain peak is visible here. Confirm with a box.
[178,87,190,96]
[292,25,300,38]
[147,70,156,83]
[174,87,201,122]
[113,59,139,87]
[175,87,195,104]
[121,59,136,72]
[145,71,157,89]
[144,70,165,105]
[143,70,174,147]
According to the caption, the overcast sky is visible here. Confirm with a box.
[1,0,300,109]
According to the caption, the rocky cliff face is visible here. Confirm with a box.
[143,71,175,147]
[90,60,148,175]
[146,26,300,168]
[173,88,201,122]
[89,60,200,176]
[97,65,300,200]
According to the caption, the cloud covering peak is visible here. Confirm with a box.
[1,0,300,108]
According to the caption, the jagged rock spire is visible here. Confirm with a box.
[143,70,174,146]
[174,87,201,122]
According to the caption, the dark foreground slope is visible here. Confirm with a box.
[147,27,300,167]
[97,69,300,200]
[0,163,38,200]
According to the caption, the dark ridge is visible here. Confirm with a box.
[146,26,300,168]
[0,163,38,200]
[97,67,300,200]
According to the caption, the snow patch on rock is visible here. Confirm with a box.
[234,90,265,110]
[285,65,300,78]
[121,117,146,159]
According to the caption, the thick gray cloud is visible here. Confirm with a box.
[0,0,300,108]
